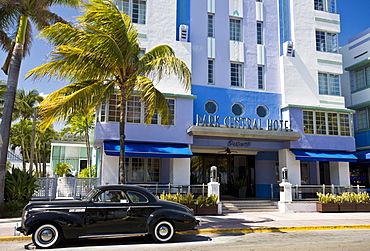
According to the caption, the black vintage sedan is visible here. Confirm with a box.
[17,185,198,248]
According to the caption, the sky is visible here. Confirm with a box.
[0,0,370,95]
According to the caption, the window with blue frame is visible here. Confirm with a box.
[114,0,147,24]
[314,0,336,13]
[230,18,242,42]
[316,30,338,53]
[318,72,340,96]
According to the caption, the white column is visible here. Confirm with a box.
[330,162,350,186]
[278,149,301,185]
[170,158,191,185]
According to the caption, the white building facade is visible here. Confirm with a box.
[341,27,370,188]
[93,0,356,199]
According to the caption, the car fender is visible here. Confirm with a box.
[25,210,85,238]
[147,209,195,234]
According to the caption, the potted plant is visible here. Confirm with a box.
[355,192,370,212]
[316,192,339,212]
[183,193,197,215]
[195,194,219,215]
[338,192,357,212]
[55,163,73,177]
[235,179,247,198]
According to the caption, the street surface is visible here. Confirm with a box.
[2,229,370,251]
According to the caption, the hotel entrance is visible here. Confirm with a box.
[191,154,255,198]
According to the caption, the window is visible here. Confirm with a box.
[316,30,338,53]
[314,0,336,13]
[101,94,175,125]
[126,157,160,183]
[257,22,263,45]
[355,65,370,90]
[318,72,340,96]
[256,105,268,118]
[208,59,214,85]
[205,100,218,114]
[303,110,352,136]
[96,190,129,203]
[232,103,244,116]
[231,63,243,87]
[114,0,146,24]
[208,14,214,38]
[357,107,370,130]
[300,162,310,185]
[126,191,149,203]
[258,66,264,89]
[230,18,242,42]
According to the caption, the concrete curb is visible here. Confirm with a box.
[2,225,370,242]
[179,224,370,235]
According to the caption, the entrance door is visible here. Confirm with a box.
[191,154,255,198]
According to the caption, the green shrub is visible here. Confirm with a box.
[5,168,38,201]
[55,163,73,177]
[78,165,97,178]
[159,192,218,207]
[0,200,28,218]
[317,192,370,203]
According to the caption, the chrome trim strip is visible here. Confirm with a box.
[79,233,148,239]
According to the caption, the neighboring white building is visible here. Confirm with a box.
[341,27,370,188]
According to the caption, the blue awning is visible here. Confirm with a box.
[103,141,193,158]
[354,150,370,160]
[290,149,357,162]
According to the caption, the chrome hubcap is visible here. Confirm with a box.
[40,229,53,242]
[158,226,169,236]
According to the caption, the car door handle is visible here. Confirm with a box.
[127,206,132,215]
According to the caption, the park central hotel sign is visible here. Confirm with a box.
[196,114,293,132]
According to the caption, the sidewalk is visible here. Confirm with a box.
[2,212,370,241]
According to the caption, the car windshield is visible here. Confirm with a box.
[84,187,100,201]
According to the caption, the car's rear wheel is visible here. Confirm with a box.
[32,223,61,248]
[152,220,174,243]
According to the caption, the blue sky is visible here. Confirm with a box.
[0,1,370,94]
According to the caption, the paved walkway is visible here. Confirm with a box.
[2,212,370,241]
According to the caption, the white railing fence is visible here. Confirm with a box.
[270,184,367,201]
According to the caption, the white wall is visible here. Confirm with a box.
[278,149,301,185]
[170,158,191,185]
[330,162,350,186]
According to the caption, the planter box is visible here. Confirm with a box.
[185,204,197,215]
[339,203,357,212]
[196,205,218,215]
[316,203,339,213]
[356,203,370,212]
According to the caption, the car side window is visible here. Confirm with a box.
[94,190,129,203]
[126,191,148,203]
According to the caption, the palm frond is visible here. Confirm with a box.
[139,56,192,91]
[39,80,115,130]
[135,76,171,125]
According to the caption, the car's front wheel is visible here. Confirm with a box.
[32,223,61,248]
[152,220,174,243]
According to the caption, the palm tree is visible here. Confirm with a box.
[13,88,44,120]
[0,80,5,118]
[0,0,82,204]
[27,0,191,184]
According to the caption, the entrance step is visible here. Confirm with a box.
[222,200,279,213]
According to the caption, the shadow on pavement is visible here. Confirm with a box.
[25,234,212,249]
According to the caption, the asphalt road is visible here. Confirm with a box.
[2,229,370,251]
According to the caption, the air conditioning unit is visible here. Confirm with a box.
[179,24,189,42]
[283,41,294,57]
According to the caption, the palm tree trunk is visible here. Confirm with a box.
[0,42,24,204]
[29,108,37,174]
[119,86,127,184]
[84,118,91,173]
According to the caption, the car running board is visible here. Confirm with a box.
[79,232,148,239]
